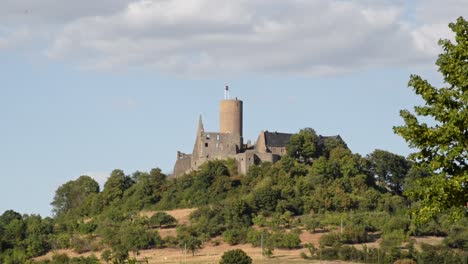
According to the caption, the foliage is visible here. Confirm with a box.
[219,249,252,264]
[148,212,177,228]
[367,149,411,195]
[286,128,321,162]
[222,228,247,245]
[51,176,100,217]
[394,16,468,221]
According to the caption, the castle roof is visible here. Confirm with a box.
[264,131,293,147]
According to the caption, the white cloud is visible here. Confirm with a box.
[1,0,466,76]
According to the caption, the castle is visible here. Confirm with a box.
[173,88,340,176]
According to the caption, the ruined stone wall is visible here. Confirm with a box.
[173,153,192,177]
[269,146,287,156]
[191,131,243,169]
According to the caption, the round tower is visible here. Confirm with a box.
[220,88,243,136]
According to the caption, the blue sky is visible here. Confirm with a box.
[1,0,466,216]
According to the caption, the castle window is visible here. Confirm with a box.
[205,143,208,147]
[206,134,211,140]
[217,135,220,141]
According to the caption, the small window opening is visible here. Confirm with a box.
[217,135,220,141]
[205,143,208,147]
[206,134,211,140]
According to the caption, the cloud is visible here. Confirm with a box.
[0,27,33,49]
[1,0,466,76]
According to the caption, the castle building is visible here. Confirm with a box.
[173,88,340,176]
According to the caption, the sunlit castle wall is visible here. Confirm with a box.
[219,99,243,138]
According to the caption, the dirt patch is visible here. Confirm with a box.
[299,231,325,247]
[158,228,177,239]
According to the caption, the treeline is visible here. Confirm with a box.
[1,128,467,263]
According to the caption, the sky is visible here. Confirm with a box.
[1,0,467,217]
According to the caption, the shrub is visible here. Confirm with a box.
[222,228,247,245]
[338,245,360,261]
[275,233,301,249]
[443,225,468,250]
[246,229,264,247]
[380,230,406,250]
[219,249,252,264]
[319,232,342,247]
[70,235,92,254]
[320,247,339,260]
[341,225,368,244]
[149,212,177,228]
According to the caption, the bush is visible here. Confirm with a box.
[70,236,93,254]
[417,244,466,264]
[246,229,264,247]
[219,249,252,264]
[341,225,368,244]
[320,247,339,260]
[443,225,468,250]
[274,233,301,249]
[222,228,247,245]
[149,212,177,228]
[319,232,342,247]
[380,230,406,250]
[338,245,360,261]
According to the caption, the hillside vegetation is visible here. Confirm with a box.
[0,128,467,264]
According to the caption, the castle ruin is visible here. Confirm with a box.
[173,87,340,176]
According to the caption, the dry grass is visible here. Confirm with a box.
[136,242,356,264]
[33,208,445,263]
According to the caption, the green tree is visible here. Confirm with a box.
[180,236,202,256]
[287,128,321,163]
[393,17,468,220]
[51,176,100,216]
[367,149,411,195]
[102,169,134,205]
[148,212,177,228]
[219,249,252,264]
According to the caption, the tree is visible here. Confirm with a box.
[287,128,321,162]
[180,236,202,256]
[51,176,100,217]
[393,17,468,221]
[367,149,411,195]
[148,212,177,228]
[219,249,252,264]
[102,169,134,205]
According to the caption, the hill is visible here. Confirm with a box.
[0,129,467,264]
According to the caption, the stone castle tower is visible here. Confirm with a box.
[173,87,343,177]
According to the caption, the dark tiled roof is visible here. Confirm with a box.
[264,132,293,147]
